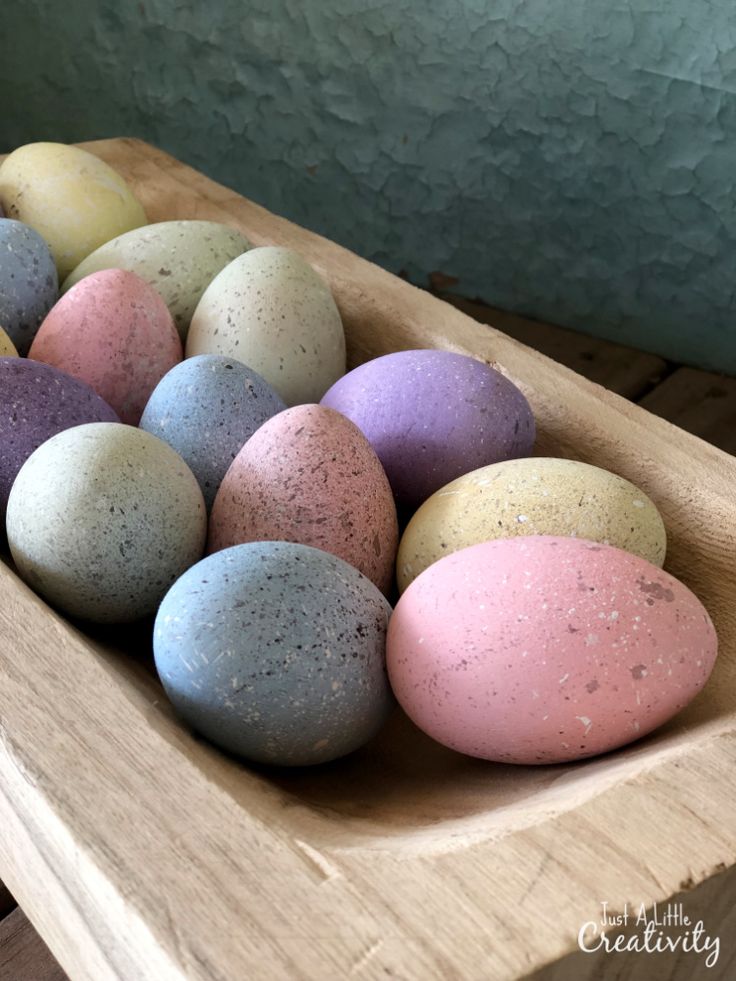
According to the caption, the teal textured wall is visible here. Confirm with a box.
[2,1,735,370]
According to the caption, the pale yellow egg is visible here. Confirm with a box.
[187,247,346,406]
[397,457,667,592]
[0,142,147,279]
[0,326,18,357]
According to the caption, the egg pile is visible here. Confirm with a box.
[0,142,718,768]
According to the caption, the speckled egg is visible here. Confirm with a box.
[387,536,718,764]
[0,328,18,357]
[0,358,119,521]
[29,268,182,425]
[186,247,346,405]
[0,219,58,355]
[320,349,536,509]
[154,541,394,766]
[7,423,206,622]
[62,221,252,341]
[140,355,286,510]
[209,405,399,594]
[0,142,146,279]
[397,458,667,592]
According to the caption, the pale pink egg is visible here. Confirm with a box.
[387,536,718,764]
[209,404,399,595]
[29,269,182,425]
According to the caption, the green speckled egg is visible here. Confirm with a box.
[62,220,251,341]
[7,423,206,623]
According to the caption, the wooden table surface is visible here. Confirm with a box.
[1,287,733,981]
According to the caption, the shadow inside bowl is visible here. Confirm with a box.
[75,607,733,855]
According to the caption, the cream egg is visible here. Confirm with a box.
[186,247,346,405]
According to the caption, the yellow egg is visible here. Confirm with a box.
[0,326,18,357]
[0,143,146,279]
[397,457,667,592]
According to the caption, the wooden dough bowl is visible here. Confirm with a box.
[0,140,734,980]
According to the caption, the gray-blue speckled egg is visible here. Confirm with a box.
[0,219,58,354]
[154,541,395,766]
[139,354,286,511]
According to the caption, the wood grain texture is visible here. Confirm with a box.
[529,863,736,980]
[437,292,670,401]
[1,139,735,981]
[640,367,736,455]
[0,909,66,981]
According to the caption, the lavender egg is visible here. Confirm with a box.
[0,358,119,521]
[320,349,536,508]
[0,219,58,354]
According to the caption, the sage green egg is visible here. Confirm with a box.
[186,247,346,406]
[6,422,207,623]
[397,457,667,592]
[62,220,251,341]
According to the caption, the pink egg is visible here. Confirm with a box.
[209,404,399,595]
[387,536,718,764]
[29,269,182,425]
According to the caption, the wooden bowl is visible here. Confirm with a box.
[1,140,734,980]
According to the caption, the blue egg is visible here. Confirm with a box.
[139,354,286,510]
[0,219,58,354]
[154,541,394,766]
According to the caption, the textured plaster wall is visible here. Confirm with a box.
[1,0,735,370]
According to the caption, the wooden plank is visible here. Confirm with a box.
[0,909,66,981]
[439,291,669,400]
[0,138,735,981]
[640,367,736,456]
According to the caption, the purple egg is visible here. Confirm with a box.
[320,349,536,508]
[0,358,119,520]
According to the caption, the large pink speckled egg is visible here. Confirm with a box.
[29,269,182,425]
[209,404,399,595]
[387,536,718,764]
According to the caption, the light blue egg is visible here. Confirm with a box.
[154,541,394,766]
[0,219,58,354]
[139,354,286,510]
